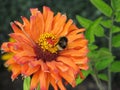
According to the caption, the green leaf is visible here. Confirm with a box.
[77,16,104,43]
[111,0,120,11]
[95,48,114,71]
[76,70,90,85]
[101,20,112,28]
[115,11,120,22]
[76,15,92,29]
[85,26,95,44]
[110,61,120,72]
[112,34,120,47]
[85,17,103,43]
[98,73,108,81]
[90,0,113,17]
[88,51,99,62]
[94,25,104,37]
[76,15,94,43]
[92,17,103,28]
[88,44,98,51]
[111,25,120,33]
[95,58,113,71]
[92,17,104,37]
[98,48,112,56]
[23,77,31,90]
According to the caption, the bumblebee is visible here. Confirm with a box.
[57,36,68,50]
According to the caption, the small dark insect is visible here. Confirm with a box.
[57,36,68,50]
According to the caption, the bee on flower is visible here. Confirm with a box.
[1,6,88,90]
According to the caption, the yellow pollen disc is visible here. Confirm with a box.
[38,33,58,53]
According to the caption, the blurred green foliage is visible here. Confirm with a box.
[77,0,120,90]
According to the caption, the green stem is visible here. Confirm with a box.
[108,14,114,90]
[108,66,111,90]
[90,63,104,90]
[92,71,104,90]
[108,31,112,90]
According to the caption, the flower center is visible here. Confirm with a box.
[38,33,58,53]
[34,33,59,62]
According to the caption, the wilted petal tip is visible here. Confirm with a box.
[8,33,13,36]
[4,63,8,67]
[1,49,5,54]
[20,16,23,18]
[62,14,67,17]
[10,22,14,26]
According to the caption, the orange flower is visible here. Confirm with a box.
[1,6,88,90]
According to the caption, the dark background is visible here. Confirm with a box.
[0,0,120,90]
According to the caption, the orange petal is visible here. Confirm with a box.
[67,29,85,43]
[13,51,35,61]
[68,39,88,49]
[30,71,40,90]
[21,64,29,75]
[50,77,58,90]
[1,42,13,52]
[30,16,38,41]
[30,11,45,41]
[10,22,22,33]
[36,11,44,36]
[71,57,88,64]
[58,19,73,37]
[30,8,38,16]
[1,42,21,53]
[39,71,50,90]
[21,16,31,35]
[29,60,41,67]
[24,66,40,76]
[44,9,54,33]
[46,61,57,71]
[55,62,69,72]
[60,47,88,57]
[14,21,23,28]
[30,8,41,41]
[9,33,34,47]
[51,15,67,35]
[30,12,45,41]
[50,71,60,81]
[16,56,35,64]
[5,58,15,66]
[57,80,66,90]
[59,69,76,87]
[43,6,51,21]
[68,24,78,31]
[40,61,49,72]
[57,56,79,71]
[53,12,61,25]
[79,70,84,79]
[78,63,89,70]
[11,64,21,80]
